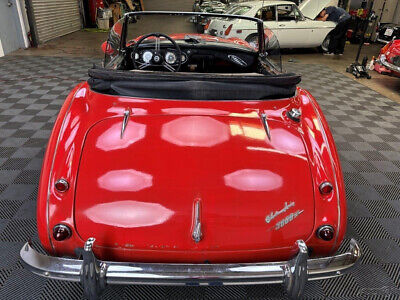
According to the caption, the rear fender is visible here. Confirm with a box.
[295,88,346,255]
[37,83,85,254]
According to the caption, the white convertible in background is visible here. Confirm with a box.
[205,0,339,50]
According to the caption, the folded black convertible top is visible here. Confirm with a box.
[88,68,301,100]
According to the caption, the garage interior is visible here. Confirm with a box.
[0,0,399,299]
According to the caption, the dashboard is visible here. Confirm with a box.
[126,42,258,73]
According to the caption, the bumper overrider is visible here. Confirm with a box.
[20,238,360,300]
[377,55,400,73]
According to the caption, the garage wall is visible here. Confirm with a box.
[393,1,400,24]
[144,0,192,11]
[0,0,27,55]
[30,0,82,44]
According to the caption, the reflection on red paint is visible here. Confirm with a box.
[270,128,305,155]
[75,88,87,98]
[161,116,229,147]
[96,121,146,151]
[162,108,228,115]
[98,169,153,192]
[84,200,174,228]
[224,169,283,192]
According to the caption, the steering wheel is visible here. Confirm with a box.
[131,33,182,72]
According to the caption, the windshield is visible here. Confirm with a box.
[103,12,282,72]
[225,5,251,15]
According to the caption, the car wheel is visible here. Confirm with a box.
[320,35,331,53]
[245,34,259,49]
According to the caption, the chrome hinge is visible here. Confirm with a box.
[260,113,271,141]
[120,109,131,139]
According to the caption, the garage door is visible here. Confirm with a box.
[144,0,192,11]
[31,0,82,44]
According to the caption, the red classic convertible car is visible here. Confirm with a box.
[20,12,360,300]
[374,38,400,77]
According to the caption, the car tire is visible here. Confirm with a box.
[245,34,259,49]
[319,35,331,53]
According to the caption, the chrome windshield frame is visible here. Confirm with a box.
[120,11,266,54]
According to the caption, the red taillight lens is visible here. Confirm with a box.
[225,24,233,35]
[319,182,333,195]
[53,224,72,241]
[316,225,334,241]
[55,179,69,192]
[204,20,211,30]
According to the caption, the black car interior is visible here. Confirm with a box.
[89,12,302,101]
[121,33,261,74]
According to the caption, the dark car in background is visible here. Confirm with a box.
[376,23,400,43]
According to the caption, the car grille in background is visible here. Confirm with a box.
[209,29,217,36]
[392,56,400,67]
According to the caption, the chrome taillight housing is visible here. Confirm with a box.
[55,179,69,192]
[316,225,335,241]
[319,182,333,195]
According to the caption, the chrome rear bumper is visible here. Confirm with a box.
[20,239,360,299]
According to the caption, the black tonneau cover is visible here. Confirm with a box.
[88,68,301,100]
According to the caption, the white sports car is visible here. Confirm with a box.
[205,0,338,50]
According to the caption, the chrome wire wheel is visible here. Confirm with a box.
[321,35,331,53]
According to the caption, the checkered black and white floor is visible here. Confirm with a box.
[0,56,399,299]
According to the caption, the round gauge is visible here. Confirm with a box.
[181,53,187,63]
[142,51,153,63]
[165,52,177,64]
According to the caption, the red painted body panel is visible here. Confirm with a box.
[75,115,314,256]
[37,83,347,263]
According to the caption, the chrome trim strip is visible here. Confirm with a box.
[376,38,390,44]
[260,113,271,141]
[120,109,131,138]
[20,239,360,286]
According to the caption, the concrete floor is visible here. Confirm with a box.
[10,30,400,104]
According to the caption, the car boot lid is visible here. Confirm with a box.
[299,0,338,20]
[74,114,315,254]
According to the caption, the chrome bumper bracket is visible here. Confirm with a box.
[20,238,361,300]
[284,240,308,299]
[75,238,107,300]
